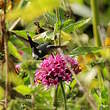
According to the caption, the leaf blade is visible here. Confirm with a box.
[71,47,101,56]
[8,41,22,61]
[14,85,32,95]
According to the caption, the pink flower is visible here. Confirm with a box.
[34,54,81,87]
[18,50,24,56]
[15,64,21,74]
[65,56,81,74]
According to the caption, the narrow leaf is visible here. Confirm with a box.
[8,41,22,61]
[71,47,101,56]
[61,31,72,41]
[62,18,91,33]
[14,85,32,95]
[73,18,91,31]
[62,19,74,33]
[11,30,35,40]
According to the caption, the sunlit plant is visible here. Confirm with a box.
[35,54,81,87]
[34,54,81,109]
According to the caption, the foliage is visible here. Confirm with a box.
[0,0,110,110]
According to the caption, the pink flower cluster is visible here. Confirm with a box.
[34,54,81,87]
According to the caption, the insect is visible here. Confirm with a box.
[27,32,66,59]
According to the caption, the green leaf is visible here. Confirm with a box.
[33,31,54,43]
[61,31,72,41]
[73,18,91,31]
[54,20,62,33]
[0,87,4,100]
[11,30,35,40]
[14,85,32,95]
[69,0,84,4]
[71,47,101,56]
[7,99,31,110]
[38,8,68,30]
[8,41,22,61]
[62,19,74,33]
[39,12,56,28]
[62,18,91,33]
[9,35,27,49]
[7,100,22,110]
[70,80,77,89]
[18,0,29,8]
[8,73,23,86]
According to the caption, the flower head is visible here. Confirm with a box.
[34,54,81,87]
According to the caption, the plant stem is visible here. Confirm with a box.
[53,85,58,110]
[91,2,104,109]
[29,73,35,110]
[56,9,61,46]
[0,14,4,78]
[60,81,67,110]
[1,0,9,109]
[4,28,8,110]
[90,0,102,46]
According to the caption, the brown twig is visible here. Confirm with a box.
[4,19,8,110]
[0,10,4,78]
[1,0,9,109]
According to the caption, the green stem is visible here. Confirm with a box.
[91,2,103,109]
[29,73,35,110]
[90,0,102,46]
[97,66,103,89]
[53,86,58,110]
[56,9,61,46]
[60,81,67,110]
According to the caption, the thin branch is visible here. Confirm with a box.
[9,17,21,31]
[0,10,4,78]
[2,0,9,109]
[4,24,8,110]
[55,9,61,46]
